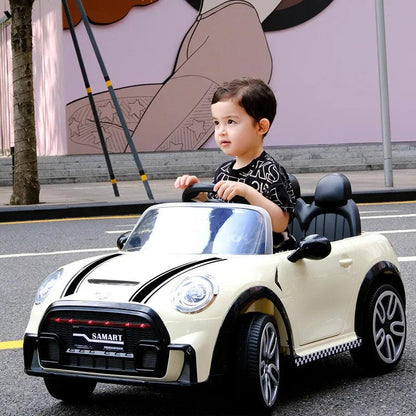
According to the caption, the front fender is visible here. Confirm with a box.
[209,286,294,379]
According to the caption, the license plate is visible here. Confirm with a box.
[72,326,125,352]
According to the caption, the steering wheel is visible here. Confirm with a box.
[182,183,216,202]
[182,182,250,204]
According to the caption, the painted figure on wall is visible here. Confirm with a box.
[65,0,333,154]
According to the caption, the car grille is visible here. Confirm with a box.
[38,303,170,378]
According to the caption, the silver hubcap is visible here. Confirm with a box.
[373,290,406,363]
[259,322,279,407]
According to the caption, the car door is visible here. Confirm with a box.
[278,239,356,346]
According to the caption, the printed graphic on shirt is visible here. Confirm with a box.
[213,152,296,213]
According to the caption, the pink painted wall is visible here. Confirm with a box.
[63,0,416,152]
[264,0,416,145]
[0,0,67,156]
[32,0,66,155]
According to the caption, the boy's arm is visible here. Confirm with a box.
[214,181,289,233]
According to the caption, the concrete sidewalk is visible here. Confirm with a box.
[0,169,415,222]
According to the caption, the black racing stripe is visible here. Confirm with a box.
[64,253,121,296]
[131,258,224,303]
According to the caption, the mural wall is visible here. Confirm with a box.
[1,0,415,157]
[65,0,334,154]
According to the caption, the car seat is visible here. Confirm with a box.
[302,173,361,241]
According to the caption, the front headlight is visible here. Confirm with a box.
[172,274,218,313]
[35,268,64,305]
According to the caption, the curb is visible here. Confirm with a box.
[0,200,158,222]
[0,188,414,223]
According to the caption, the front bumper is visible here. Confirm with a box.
[24,300,198,385]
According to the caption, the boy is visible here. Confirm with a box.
[175,78,296,252]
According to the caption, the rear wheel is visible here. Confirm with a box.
[351,284,406,373]
[44,376,97,402]
[233,313,280,410]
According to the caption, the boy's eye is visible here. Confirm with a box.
[227,119,235,125]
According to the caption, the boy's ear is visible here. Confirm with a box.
[258,118,270,135]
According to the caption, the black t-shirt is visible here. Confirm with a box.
[211,151,297,251]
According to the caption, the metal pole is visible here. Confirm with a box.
[375,0,393,187]
[62,0,120,197]
[74,0,154,200]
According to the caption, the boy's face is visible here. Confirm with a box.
[211,99,266,160]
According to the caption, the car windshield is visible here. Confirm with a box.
[124,204,272,255]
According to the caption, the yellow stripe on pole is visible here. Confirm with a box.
[106,80,112,87]
[86,87,92,94]
[0,340,23,350]
[140,174,148,182]
[110,178,117,184]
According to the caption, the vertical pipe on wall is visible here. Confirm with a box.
[375,0,393,187]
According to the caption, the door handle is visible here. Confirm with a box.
[339,258,353,268]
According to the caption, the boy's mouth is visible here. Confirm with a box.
[219,139,231,146]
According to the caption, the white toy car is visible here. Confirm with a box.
[24,174,407,410]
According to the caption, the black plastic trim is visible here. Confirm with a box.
[25,301,184,381]
[24,332,198,386]
[354,261,404,337]
[169,344,198,384]
[209,286,294,378]
[40,300,170,343]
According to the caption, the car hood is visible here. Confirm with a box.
[68,251,224,302]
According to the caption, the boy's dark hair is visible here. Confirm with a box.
[211,78,277,126]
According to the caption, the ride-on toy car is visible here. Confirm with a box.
[24,174,407,410]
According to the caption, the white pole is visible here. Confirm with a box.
[375,0,393,187]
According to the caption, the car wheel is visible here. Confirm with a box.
[44,376,97,402]
[351,283,406,373]
[233,313,280,410]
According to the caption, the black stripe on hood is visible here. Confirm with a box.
[64,253,121,296]
[131,258,224,303]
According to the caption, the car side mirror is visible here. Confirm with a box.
[117,231,130,250]
[287,234,331,263]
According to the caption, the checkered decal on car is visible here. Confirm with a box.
[294,339,362,367]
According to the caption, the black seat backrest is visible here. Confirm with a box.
[302,173,361,241]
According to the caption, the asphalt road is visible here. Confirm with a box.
[0,202,415,416]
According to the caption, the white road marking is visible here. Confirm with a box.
[0,248,116,259]
[1,249,415,262]
[359,210,400,214]
[361,213,416,219]
[370,229,416,234]
[398,256,416,262]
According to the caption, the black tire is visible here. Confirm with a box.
[44,376,97,402]
[351,283,406,373]
[233,313,281,410]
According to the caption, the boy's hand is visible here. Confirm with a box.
[174,175,200,189]
[213,180,249,201]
